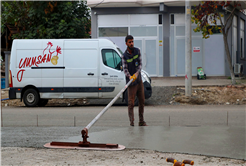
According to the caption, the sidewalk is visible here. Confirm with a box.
[1,77,243,90]
[151,76,233,87]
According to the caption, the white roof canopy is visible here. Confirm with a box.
[87,0,246,9]
[87,0,197,7]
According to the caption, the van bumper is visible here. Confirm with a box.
[9,88,16,99]
[143,81,152,99]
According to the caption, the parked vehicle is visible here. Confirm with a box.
[9,39,152,107]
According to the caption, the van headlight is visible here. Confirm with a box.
[141,71,150,84]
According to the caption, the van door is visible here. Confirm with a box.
[41,40,64,98]
[63,40,99,98]
[15,40,42,89]
[99,48,125,98]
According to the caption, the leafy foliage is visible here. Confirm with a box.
[191,1,243,39]
[191,1,244,85]
[1,1,91,39]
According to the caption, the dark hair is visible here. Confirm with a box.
[125,35,134,43]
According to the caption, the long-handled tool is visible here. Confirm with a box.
[44,79,133,150]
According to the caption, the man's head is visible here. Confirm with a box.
[125,35,134,51]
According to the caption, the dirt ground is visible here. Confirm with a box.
[1,147,245,166]
[170,84,246,105]
[1,89,94,107]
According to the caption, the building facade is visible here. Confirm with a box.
[88,1,246,77]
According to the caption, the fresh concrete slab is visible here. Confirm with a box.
[62,126,246,160]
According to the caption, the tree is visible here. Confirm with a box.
[1,1,91,39]
[191,1,244,85]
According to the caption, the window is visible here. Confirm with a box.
[232,16,237,65]
[102,49,122,70]
[130,26,157,36]
[241,38,244,59]
[159,14,162,25]
[99,27,128,37]
[174,14,185,25]
[171,14,174,24]
[240,19,245,59]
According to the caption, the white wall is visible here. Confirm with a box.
[204,35,225,76]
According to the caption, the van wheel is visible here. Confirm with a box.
[124,90,138,106]
[37,99,48,107]
[23,89,39,107]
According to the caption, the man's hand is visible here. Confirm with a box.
[130,74,137,82]
[134,71,139,79]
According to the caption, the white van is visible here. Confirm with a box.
[9,39,152,107]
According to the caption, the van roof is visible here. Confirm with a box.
[13,38,119,49]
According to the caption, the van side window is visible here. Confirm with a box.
[102,49,122,70]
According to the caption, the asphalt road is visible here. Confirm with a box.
[1,105,245,127]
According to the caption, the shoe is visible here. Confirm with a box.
[139,121,147,126]
[130,118,134,126]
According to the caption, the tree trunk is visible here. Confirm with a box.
[223,33,236,85]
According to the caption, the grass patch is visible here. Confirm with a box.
[172,93,179,97]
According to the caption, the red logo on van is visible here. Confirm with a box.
[17,42,62,82]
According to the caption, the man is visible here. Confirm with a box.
[122,35,147,126]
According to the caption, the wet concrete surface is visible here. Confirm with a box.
[1,105,245,161]
[59,126,246,160]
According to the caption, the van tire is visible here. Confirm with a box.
[124,90,138,106]
[37,99,48,107]
[23,88,40,107]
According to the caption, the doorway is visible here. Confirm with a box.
[134,37,158,76]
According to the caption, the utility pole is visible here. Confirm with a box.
[185,0,192,96]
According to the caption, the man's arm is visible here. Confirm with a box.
[135,48,142,77]
[122,56,131,79]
